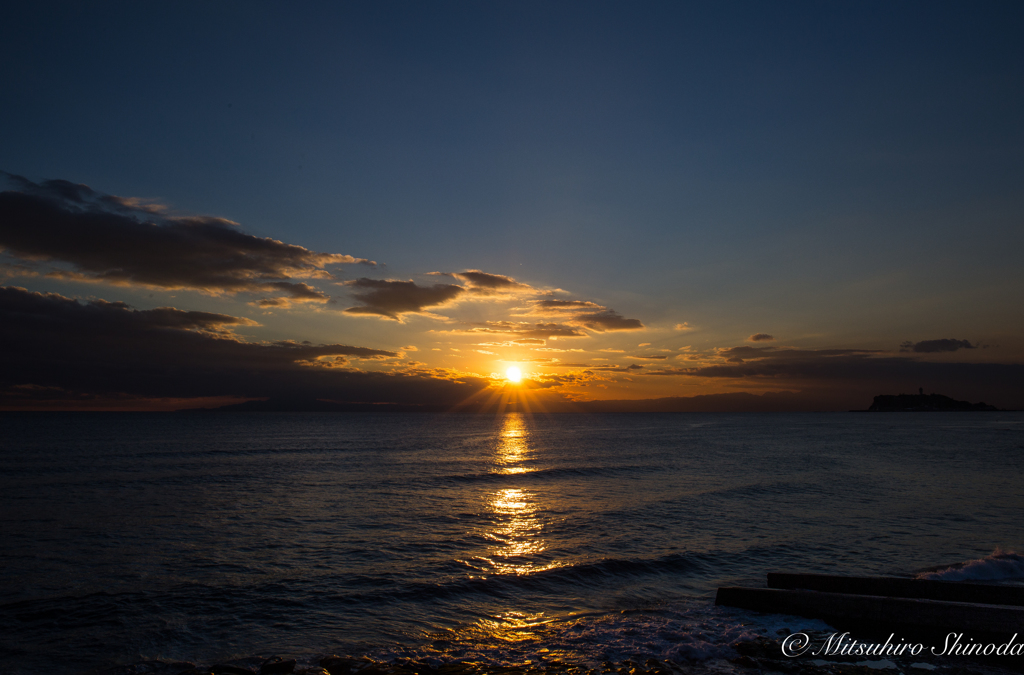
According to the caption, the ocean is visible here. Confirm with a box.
[2,412,1023,674]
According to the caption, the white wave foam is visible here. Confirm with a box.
[916,549,1024,581]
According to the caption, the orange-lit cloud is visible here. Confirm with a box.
[527,299,603,312]
[449,321,589,340]
[517,298,644,331]
[430,269,536,296]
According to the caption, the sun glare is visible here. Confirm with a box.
[506,366,522,383]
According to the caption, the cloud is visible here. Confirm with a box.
[320,265,644,331]
[649,345,885,372]
[344,270,545,320]
[637,344,1023,408]
[254,282,332,307]
[675,323,691,331]
[430,270,535,296]
[342,278,464,320]
[748,333,775,342]
[900,339,976,353]
[525,371,596,389]
[0,173,372,304]
[583,363,645,372]
[517,298,644,331]
[632,354,669,360]
[450,321,588,340]
[0,285,508,408]
[529,299,604,312]
[530,347,585,353]
[575,309,644,331]
[542,362,645,371]
[477,339,547,347]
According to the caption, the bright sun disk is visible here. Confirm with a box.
[506,366,522,383]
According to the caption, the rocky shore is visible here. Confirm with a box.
[84,634,1022,675]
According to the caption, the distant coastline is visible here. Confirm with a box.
[178,391,1007,414]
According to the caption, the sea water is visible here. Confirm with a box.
[1,412,1023,673]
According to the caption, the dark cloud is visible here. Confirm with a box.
[263,281,330,301]
[650,346,884,373]
[255,281,331,307]
[748,333,775,342]
[0,286,501,408]
[632,354,669,360]
[575,309,644,331]
[342,278,464,319]
[0,173,372,303]
[641,344,1022,409]
[900,339,976,353]
[344,270,538,319]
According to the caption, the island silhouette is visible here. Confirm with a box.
[864,390,999,412]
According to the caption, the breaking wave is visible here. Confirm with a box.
[916,549,1024,582]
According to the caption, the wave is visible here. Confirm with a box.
[0,552,711,635]
[916,549,1024,581]
[371,599,835,667]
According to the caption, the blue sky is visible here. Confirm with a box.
[2,1,1022,409]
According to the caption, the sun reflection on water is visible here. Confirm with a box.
[480,414,559,578]
[494,412,533,475]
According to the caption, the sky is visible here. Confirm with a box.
[2,1,1023,411]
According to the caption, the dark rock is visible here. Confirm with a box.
[211,665,255,675]
[355,668,389,675]
[319,657,357,675]
[260,658,296,675]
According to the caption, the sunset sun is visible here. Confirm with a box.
[2,4,1022,675]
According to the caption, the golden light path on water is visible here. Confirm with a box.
[485,414,550,576]
[456,413,570,654]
